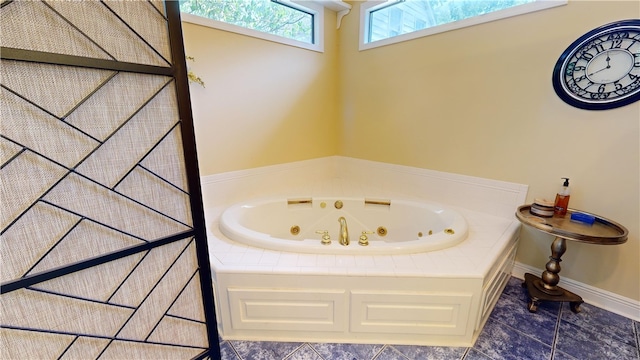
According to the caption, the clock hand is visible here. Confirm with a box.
[588,51,612,76]
[588,66,609,76]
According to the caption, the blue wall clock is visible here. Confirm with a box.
[552,19,640,110]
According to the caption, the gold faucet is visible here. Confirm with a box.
[338,216,349,246]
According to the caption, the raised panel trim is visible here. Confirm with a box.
[350,290,473,336]
[227,288,346,332]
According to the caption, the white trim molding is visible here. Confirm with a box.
[512,262,640,322]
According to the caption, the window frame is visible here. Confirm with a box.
[180,0,324,52]
[359,0,567,51]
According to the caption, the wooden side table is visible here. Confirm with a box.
[515,205,628,313]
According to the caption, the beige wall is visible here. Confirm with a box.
[182,10,340,175]
[183,0,639,301]
[339,0,639,301]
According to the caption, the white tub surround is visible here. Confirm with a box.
[202,157,528,346]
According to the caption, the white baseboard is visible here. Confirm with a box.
[512,262,640,321]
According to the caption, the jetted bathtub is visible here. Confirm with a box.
[219,197,468,255]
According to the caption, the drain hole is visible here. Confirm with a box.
[377,226,387,236]
[291,225,300,235]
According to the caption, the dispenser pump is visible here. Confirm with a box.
[554,177,571,216]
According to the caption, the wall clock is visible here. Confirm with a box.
[552,19,640,110]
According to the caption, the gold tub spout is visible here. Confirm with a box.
[338,216,349,246]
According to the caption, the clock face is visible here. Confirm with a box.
[552,19,640,110]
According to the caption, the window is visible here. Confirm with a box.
[180,0,324,52]
[360,0,567,50]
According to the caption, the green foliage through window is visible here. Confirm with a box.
[180,0,314,44]
[369,0,535,43]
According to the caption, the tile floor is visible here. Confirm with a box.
[217,277,640,360]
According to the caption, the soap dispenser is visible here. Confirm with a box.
[554,177,570,216]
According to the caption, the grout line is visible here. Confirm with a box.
[633,321,640,360]
[373,345,410,360]
[225,340,243,360]
[549,303,564,360]
[282,343,308,360]
[370,344,388,360]
[308,343,329,360]
[467,347,494,360]
[489,313,556,354]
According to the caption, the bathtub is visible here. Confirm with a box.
[205,164,526,347]
[219,197,468,255]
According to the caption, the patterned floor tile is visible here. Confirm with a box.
[551,349,580,360]
[310,343,385,360]
[285,344,324,360]
[462,348,493,360]
[371,345,411,360]
[500,276,529,299]
[230,340,303,360]
[489,292,558,345]
[555,319,638,360]
[220,341,240,360]
[471,316,551,360]
[391,344,466,359]
[635,321,640,354]
[560,302,637,347]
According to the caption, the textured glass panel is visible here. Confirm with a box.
[141,125,190,192]
[0,1,111,59]
[116,167,192,226]
[1,289,133,337]
[0,328,74,360]
[167,273,207,322]
[0,60,114,118]
[0,137,24,165]
[117,241,199,340]
[58,337,111,360]
[0,240,210,357]
[0,151,68,229]
[45,1,169,66]
[0,203,79,281]
[43,173,190,241]
[74,84,179,188]
[99,340,203,359]
[104,0,172,63]
[27,220,145,275]
[65,73,171,141]
[31,252,145,302]
[108,239,192,307]
[0,76,102,168]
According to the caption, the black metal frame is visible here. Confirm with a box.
[0,1,220,358]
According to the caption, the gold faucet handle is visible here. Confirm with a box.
[359,231,374,246]
[316,230,331,245]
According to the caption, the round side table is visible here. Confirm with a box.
[515,205,628,313]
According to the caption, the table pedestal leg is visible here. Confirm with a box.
[522,236,584,313]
